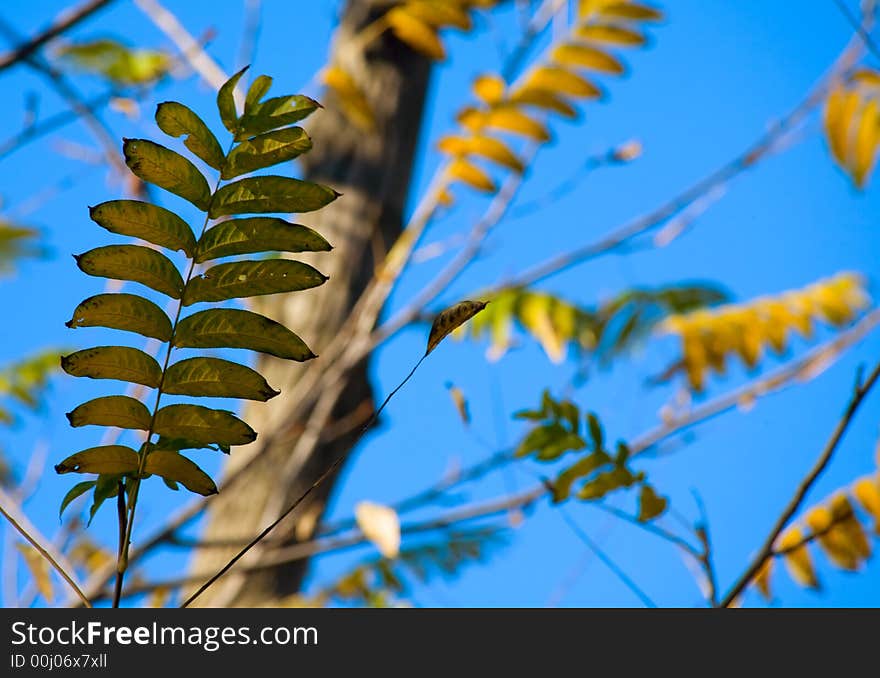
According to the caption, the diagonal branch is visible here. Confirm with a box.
[719,358,880,608]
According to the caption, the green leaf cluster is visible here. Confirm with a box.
[514,390,666,520]
[57,68,336,519]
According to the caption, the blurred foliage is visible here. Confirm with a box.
[0,221,45,277]
[661,272,871,391]
[824,68,880,188]
[514,391,666,520]
[56,39,172,85]
[755,454,880,601]
[459,282,727,364]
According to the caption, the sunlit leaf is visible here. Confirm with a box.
[447,158,496,193]
[552,451,612,502]
[153,404,257,446]
[522,66,602,99]
[209,175,340,218]
[575,24,646,46]
[123,139,212,210]
[386,7,445,60]
[552,43,625,74]
[637,484,667,521]
[74,244,184,299]
[66,293,173,342]
[66,395,151,430]
[223,127,312,179]
[183,259,327,305]
[597,2,664,22]
[852,475,880,534]
[16,543,53,602]
[323,65,375,131]
[776,527,818,588]
[195,217,331,263]
[54,445,139,475]
[155,101,226,170]
[244,74,273,115]
[61,346,162,388]
[144,451,217,496]
[174,308,316,361]
[89,200,197,256]
[508,88,578,118]
[163,357,279,401]
[472,73,506,105]
[438,134,524,172]
[57,38,170,85]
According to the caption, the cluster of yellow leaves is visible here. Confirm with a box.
[754,452,880,601]
[323,1,501,130]
[439,0,662,199]
[824,68,880,188]
[661,272,871,391]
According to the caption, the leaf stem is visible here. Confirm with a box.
[180,354,427,607]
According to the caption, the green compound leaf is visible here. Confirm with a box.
[74,245,184,299]
[155,101,225,170]
[163,357,279,401]
[182,259,327,305]
[66,293,173,341]
[123,138,211,210]
[143,451,217,496]
[153,403,257,446]
[89,200,196,256]
[209,175,339,218]
[59,480,97,519]
[195,217,331,263]
[174,308,316,361]
[66,395,151,430]
[61,346,162,388]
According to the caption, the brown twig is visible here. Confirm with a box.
[0,0,115,72]
[719,359,880,608]
[0,487,92,608]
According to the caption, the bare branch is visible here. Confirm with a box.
[0,487,92,608]
[719,358,880,608]
[0,0,115,73]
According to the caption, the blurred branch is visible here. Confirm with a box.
[833,0,880,59]
[133,0,229,92]
[0,0,115,73]
[0,486,92,608]
[719,359,880,608]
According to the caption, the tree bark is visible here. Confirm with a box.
[187,0,432,606]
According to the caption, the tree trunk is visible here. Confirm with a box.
[187,0,432,606]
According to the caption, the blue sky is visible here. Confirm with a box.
[1,0,879,607]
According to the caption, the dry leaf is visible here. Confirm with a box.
[355,501,401,558]
[426,300,488,354]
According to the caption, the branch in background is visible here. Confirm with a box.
[133,0,229,92]
[719,359,880,608]
[833,0,880,60]
[0,0,115,72]
[0,487,91,608]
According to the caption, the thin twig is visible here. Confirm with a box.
[833,0,880,59]
[719,359,880,608]
[0,487,92,608]
[0,0,115,72]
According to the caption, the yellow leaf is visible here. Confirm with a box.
[447,158,497,193]
[804,499,863,571]
[852,475,880,534]
[355,501,401,558]
[598,2,664,22]
[852,98,880,187]
[446,383,470,425]
[401,1,472,30]
[16,543,53,603]
[850,68,880,87]
[437,134,524,172]
[484,106,551,141]
[576,24,647,46]
[523,66,602,99]
[323,65,375,131]
[472,73,506,105]
[777,527,819,588]
[753,558,773,601]
[386,7,446,60]
[824,88,859,167]
[518,294,566,363]
[509,88,578,118]
[427,300,488,354]
[552,43,625,74]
